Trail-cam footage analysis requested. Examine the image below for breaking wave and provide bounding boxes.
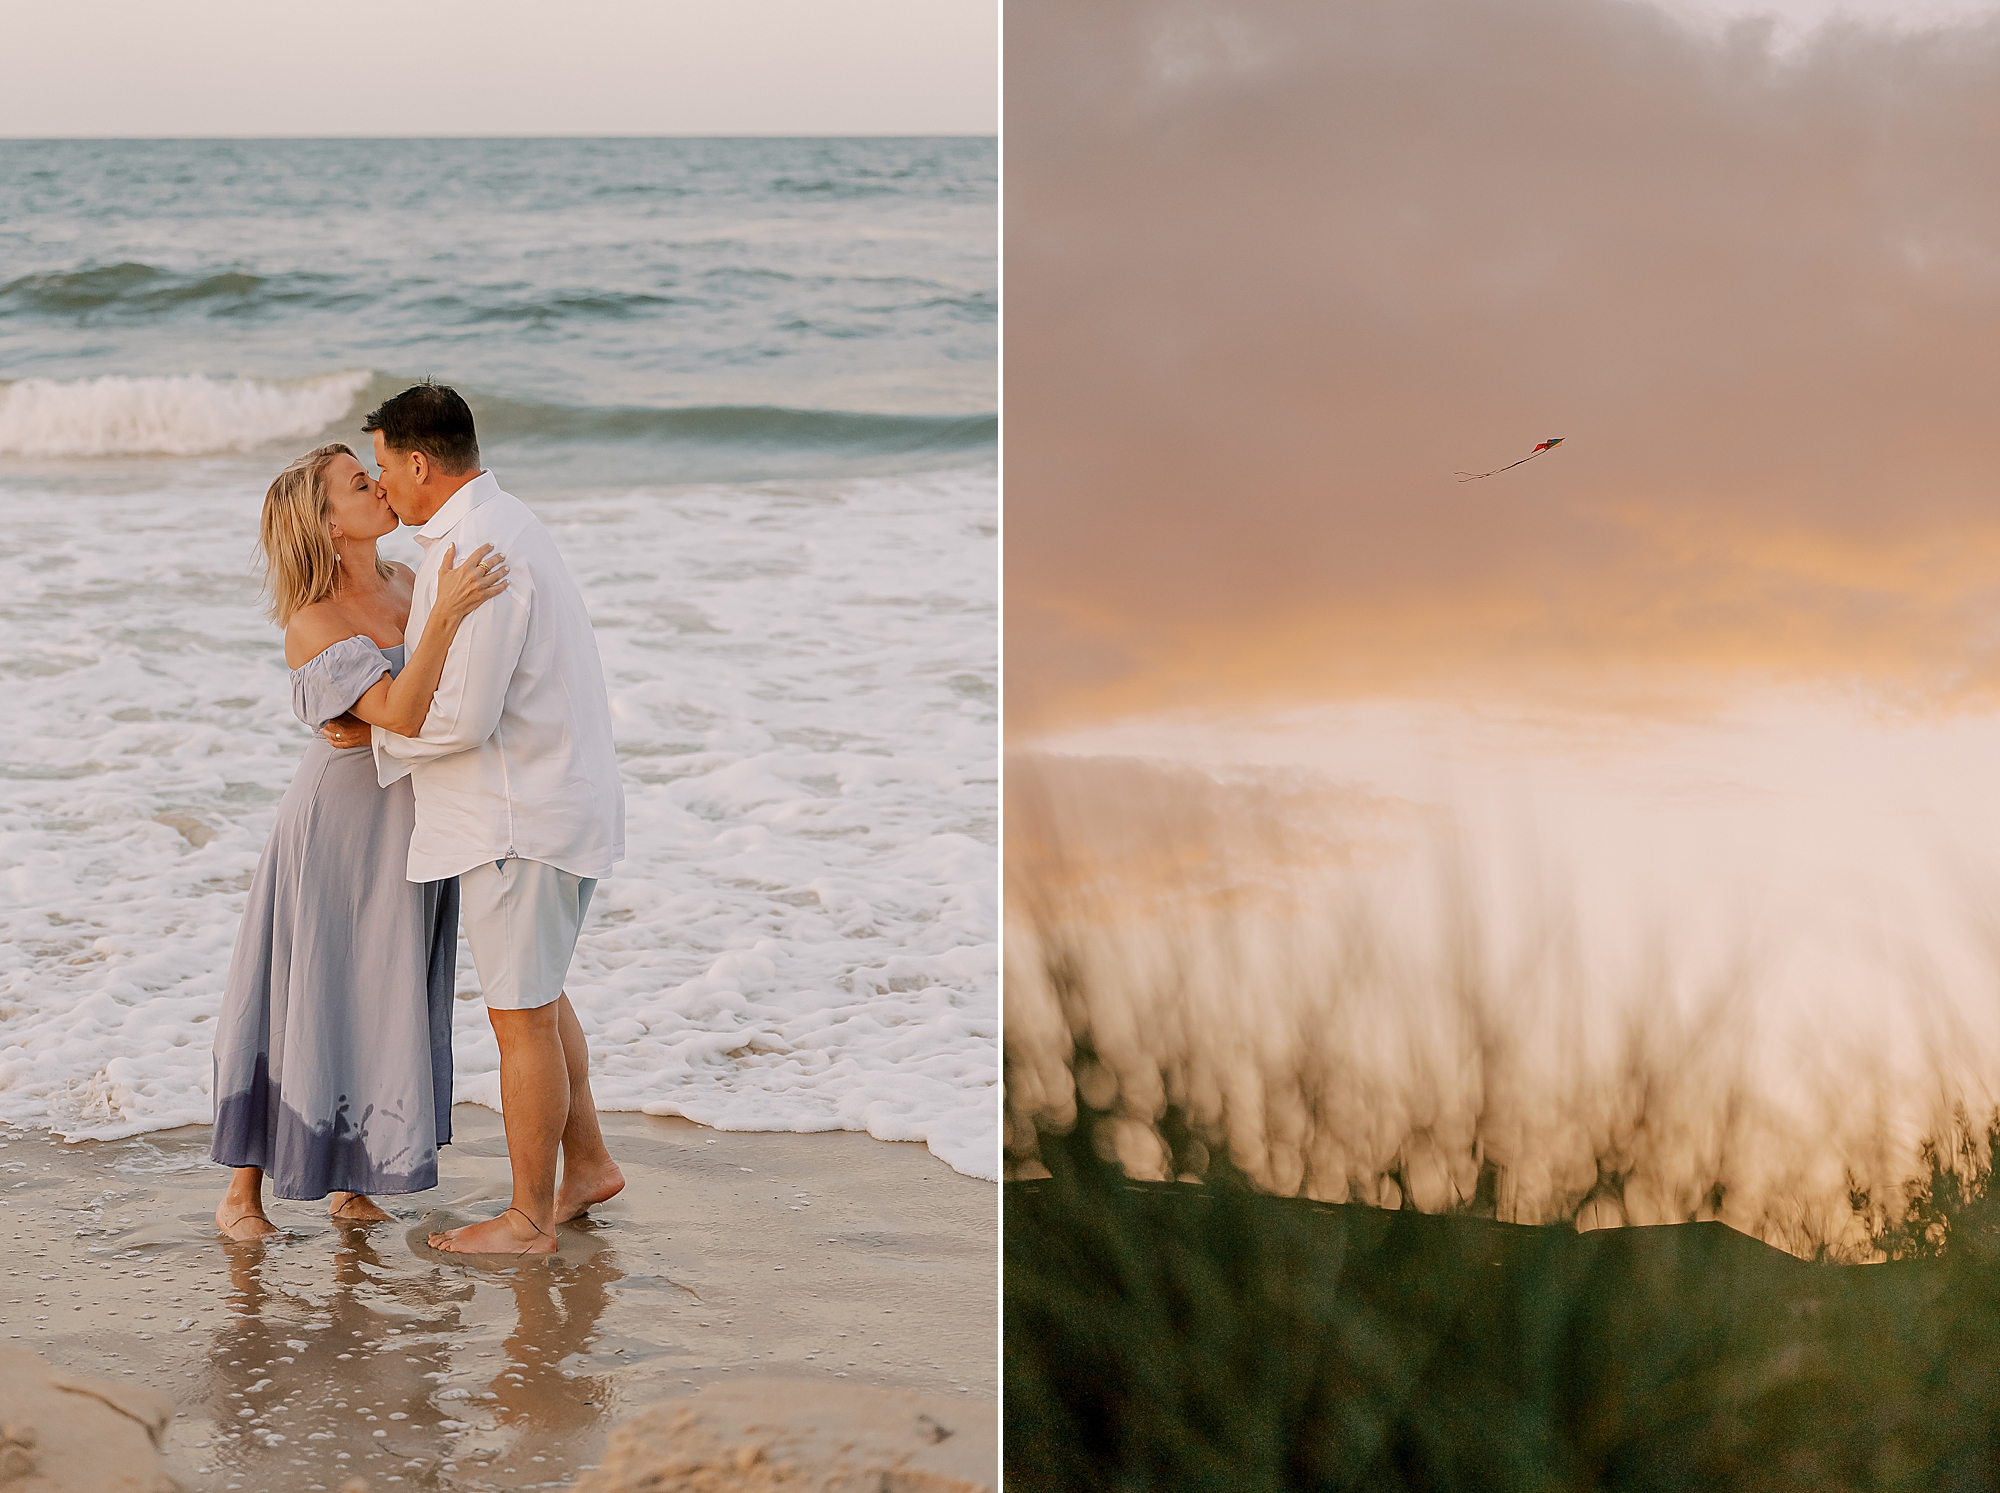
[0,369,996,464]
[0,371,373,458]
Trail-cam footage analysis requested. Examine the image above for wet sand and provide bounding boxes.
[0,1107,996,1490]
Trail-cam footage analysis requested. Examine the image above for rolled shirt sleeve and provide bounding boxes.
[376,588,531,768]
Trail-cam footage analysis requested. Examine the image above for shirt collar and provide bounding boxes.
[412,470,498,549]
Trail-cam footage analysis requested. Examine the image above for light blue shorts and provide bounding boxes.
[460,857,597,1011]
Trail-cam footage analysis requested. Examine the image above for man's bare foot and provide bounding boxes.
[329,1192,393,1222]
[215,1200,280,1241]
[555,1159,625,1223]
[427,1206,557,1256]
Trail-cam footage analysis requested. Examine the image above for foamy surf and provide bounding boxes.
[0,370,371,457]
[0,463,999,1181]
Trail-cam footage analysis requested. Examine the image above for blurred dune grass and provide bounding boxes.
[1005,750,2000,1491]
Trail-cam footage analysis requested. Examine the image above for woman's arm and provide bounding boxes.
[345,543,510,737]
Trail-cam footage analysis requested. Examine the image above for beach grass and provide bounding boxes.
[1006,981,2000,1492]
[1002,753,2000,1490]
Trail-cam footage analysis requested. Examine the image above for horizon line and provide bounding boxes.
[0,131,996,143]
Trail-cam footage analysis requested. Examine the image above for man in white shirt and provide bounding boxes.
[360,381,626,1256]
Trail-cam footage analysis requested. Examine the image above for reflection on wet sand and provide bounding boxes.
[438,1231,625,1478]
[192,1225,629,1486]
[201,1226,464,1482]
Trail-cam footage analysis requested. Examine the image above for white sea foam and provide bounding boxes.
[0,372,371,458]
[0,461,998,1179]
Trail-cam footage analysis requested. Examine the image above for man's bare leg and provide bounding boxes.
[428,1004,565,1255]
[551,993,624,1221]
[216,1167,279,1240]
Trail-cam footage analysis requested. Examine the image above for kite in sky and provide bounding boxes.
[1457,437,1564,483]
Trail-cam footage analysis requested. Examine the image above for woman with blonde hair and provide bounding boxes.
[210,441,509,1238]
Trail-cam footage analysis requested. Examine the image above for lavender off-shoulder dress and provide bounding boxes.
[210,637,459,1199]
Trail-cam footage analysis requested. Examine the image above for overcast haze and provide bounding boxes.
[0,0,995,137]
[1008,0,2000,732]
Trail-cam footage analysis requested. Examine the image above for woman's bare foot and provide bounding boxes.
[555,1159,626,1223]
[217,1167,278,1240]
[215,1200,280,1240]
[329,1192,393,1223]
[427,1206,558,1256]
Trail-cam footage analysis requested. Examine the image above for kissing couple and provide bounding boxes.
[210,381,627,1256]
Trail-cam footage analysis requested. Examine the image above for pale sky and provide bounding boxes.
[0,0,996,137]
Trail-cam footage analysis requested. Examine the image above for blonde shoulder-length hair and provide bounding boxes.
[258,442,392,625]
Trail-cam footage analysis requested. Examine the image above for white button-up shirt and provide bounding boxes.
[374,471,625,883]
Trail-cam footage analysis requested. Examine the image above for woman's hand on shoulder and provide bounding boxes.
[431,542,510,626]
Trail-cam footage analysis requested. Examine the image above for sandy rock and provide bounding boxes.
[568,1380,995,1493]
[0,1347,180,1492]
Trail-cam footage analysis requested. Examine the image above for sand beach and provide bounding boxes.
[0,1107,995,1490]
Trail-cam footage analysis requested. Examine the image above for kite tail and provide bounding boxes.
[1456,448,1549,482]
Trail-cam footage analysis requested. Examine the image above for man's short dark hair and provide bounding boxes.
[362,381,480,474]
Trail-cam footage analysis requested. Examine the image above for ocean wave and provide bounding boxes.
[0,368,996,463]
[475,396,996,458]
[3,262,685,327]
[769,176,903,198]
[438,290,693,325]
[0,259,985,332]
[0,262,344,316]
[0,372,373,458]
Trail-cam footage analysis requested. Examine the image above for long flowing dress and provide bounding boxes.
[210,636,459,1199]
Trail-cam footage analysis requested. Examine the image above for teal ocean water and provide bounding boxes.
[0,136,994,475]
[0,138,999,1176]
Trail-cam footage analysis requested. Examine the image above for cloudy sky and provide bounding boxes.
[1007,0,2000,734]
[0,0,994,137]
